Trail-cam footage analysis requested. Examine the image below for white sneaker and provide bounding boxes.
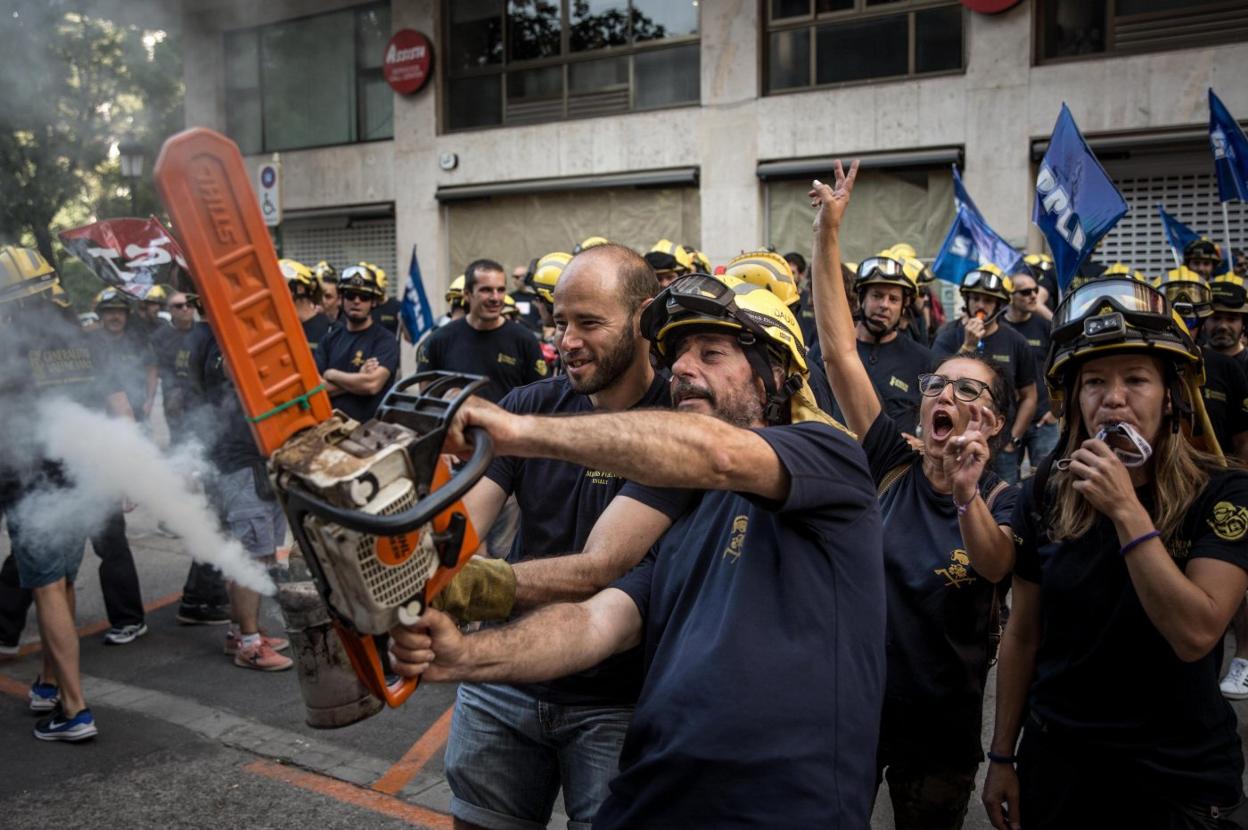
[1220,657,1248,700]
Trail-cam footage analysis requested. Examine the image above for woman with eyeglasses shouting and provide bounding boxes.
[982,276,1248,830]
[810,164,1017,830]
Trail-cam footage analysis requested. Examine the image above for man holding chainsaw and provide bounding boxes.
[429,243,685,830]
[393,268,887,829]
[933,266,1037,476]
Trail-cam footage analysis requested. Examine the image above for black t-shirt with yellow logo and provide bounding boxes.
[483,372,682,706]
[1013,469,1248,805]
[862,410,1017,765]
[14,306,120,410]
[1003,311,1054,420]
[371,297,402,335]
[315,320,400,423]
[0,304,121,483]
[416,317,547,403]
[93,325,156,419]
[933,318,1037,422]
[151,322,204,423]
[812,335,934,435]
[604,421,884,829]
[1199,345,1248,456]
[301,313,334,354]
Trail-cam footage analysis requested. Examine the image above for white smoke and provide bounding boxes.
[17,397,275,595]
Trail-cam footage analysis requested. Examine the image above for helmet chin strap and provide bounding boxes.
[857,291,902,342]
[736,331,800,424]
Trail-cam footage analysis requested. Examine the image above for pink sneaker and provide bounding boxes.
[224,630,290,655]
[233,639,293,671]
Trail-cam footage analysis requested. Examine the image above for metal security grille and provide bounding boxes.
[1099,156,1247,277]
[281,216,398,296]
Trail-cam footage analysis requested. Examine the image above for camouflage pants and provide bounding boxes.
[876,754,978,830]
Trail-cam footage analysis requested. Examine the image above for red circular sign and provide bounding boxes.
[960,0,1022,12]
[383,29,432,95]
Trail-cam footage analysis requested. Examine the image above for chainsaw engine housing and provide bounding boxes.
[271,415,438,634]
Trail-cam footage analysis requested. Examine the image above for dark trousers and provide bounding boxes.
[0,508,144,641]
[875,743,978,830]
[0,554,29,646]
[1018,723,1248,829]
[181,561,228,607]
[90,510,145,627]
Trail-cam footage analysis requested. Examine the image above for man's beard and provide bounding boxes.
[1208,325,1240,349]
[566,328,637,395]
[672,376,763,428]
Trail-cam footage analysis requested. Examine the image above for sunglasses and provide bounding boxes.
[1013,288,1038,297]
[918,373,994,403]
[169,302,189,310]
[342,291,372,303]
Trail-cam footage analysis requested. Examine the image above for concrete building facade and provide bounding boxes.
[179,0,1248,308]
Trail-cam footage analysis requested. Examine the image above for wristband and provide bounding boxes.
[986,750,1017,765]
[952,494,973,516]
[1119,529,1161,557]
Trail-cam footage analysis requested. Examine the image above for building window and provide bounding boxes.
[225,4,393,154]
[765,0,963,94]
[1036,0,1248,64]
[443,0,701,132]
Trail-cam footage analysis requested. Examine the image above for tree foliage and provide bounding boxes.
[0,0,183,308]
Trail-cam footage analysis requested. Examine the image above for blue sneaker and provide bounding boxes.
[34,707,98,742]
[29,677,59,713]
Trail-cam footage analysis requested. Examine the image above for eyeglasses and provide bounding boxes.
[1013,288,1038,297]
[168,302,189,310]
[342,291,371,303]
[918,373,994,403]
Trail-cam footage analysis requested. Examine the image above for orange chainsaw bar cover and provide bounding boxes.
[153,128,331,455]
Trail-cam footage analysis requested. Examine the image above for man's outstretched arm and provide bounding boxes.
[511,495,673,611]
[390,588,642,684]
[447,401,788,501]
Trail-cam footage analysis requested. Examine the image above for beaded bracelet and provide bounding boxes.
[952,494,973,516]
[1120,529,1161,557]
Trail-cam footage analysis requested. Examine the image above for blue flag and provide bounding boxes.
[400,245,434,342]
[1156,204,1200,266]
[931,166,1024,284]
[1209,88,1248,203]
[1033,104,1128,292]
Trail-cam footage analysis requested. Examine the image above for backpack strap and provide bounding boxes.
[876,462,913,498]
[983,479,1010,514]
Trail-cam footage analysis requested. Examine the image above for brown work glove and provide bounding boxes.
[430,557,517,622]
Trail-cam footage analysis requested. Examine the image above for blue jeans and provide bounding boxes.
[993,420,1060,485]
[444,682,633,830]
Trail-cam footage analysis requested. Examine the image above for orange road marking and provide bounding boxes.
[370,704,454,795]
[246,759,453,829]
[0,673,28,698]
[16,590,184,657]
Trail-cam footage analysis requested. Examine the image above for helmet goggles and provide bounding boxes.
[1051,278,1169,341]
[644,273,753,340]
[642,272,808,370]
[1158,280,1213,319]
[858,256,908,280]
[642,273,809,423]
[962,268,1010,296]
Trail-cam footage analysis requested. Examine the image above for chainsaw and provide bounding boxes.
[153,128,489,707]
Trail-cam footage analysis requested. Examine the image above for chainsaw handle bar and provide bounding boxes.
[283,426,492,537]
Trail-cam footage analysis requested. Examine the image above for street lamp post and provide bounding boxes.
[118,138,145,216]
